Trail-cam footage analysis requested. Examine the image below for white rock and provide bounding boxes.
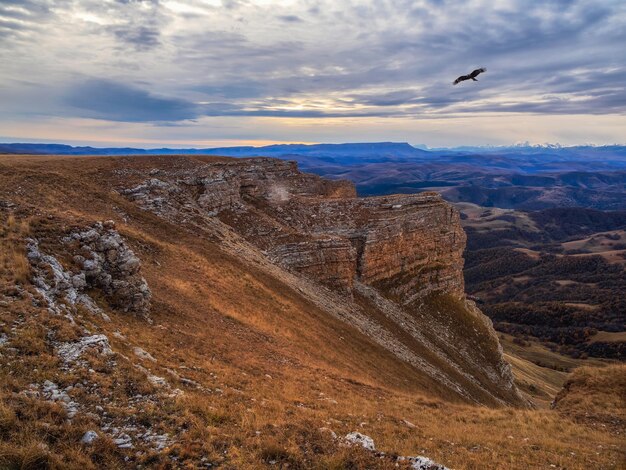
[398,456,450,470]
[41,381,79,419]
[114,433,134,448]
[57,334,113,363]
[72,273,87,289]
[81,430,99,445]
[344,432,375,451]
[147,374,168,388]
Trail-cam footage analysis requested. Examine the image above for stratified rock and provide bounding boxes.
[269,192,466,299]
[120,159,463,297]
[268,238,357,291]
[118,157,526,406]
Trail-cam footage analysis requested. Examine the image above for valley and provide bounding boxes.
[460,205,626,360]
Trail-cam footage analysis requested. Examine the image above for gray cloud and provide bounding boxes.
[110,25,161,50]
[61,79,387,122]
[1,0,625,130]
[64,79,200,122]
[277,15,303,22]
[0,0,52,39]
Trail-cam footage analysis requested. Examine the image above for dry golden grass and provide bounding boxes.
[0,154,624,469]
[0,212,31,284]
[553,365,626,425]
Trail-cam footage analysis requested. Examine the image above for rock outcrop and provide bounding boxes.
[64,221,151,314]
[118,157,525,406]
[27,221,151,317]
[260,192,466,299]
[121,158,464,298]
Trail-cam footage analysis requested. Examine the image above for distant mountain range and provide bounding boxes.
[3,141,626,209]
[0,141,426,158]
[2,141,626,162]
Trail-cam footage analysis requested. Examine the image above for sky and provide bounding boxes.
[1,0,625,148]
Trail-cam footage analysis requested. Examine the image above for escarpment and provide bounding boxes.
[122,158,465,298]
[117,156,525,407]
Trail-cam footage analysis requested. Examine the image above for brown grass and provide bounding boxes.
[0,212,31,284]
[0,154,624,469]
[553,365,626,425]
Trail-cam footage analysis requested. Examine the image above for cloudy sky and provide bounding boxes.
[1,0,625,148]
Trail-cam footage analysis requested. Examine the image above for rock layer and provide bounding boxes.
[121,158,464,298]
[117,156,525,406]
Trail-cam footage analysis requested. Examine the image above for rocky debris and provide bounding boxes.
[102,422,173,452]
[179,377,201,388]
[140,430,170,451]
[112,331,128,342]
[135,364,169,388]
[0,199,17,210]
[64,221,151,315]
[113,433,134,449]
[344,432,375,451]
[344,432,449,470]
[0,333,8,346]
[56,334,113,364]
[398,456,450,470]
[81,430,99,445]
[41,380,80,419]
[5,278,178,457]
[27,238,100,316]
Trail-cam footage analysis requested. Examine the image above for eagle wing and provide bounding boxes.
[469,67,486,78]
[453,74,469,85]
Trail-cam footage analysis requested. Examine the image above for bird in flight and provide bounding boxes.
[453,67,486,85]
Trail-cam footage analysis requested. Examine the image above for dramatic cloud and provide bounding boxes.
[0,0,625,145]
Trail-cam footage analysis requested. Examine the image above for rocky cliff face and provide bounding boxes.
[122,158,464,299]
[118,156,524,406]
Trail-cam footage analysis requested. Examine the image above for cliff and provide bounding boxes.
[118,156,524,407]
[123,158,465,299]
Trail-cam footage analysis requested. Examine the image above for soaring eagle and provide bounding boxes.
[453,67,486,85]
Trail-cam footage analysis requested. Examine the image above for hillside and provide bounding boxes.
[460,205,626,360]
[1,154,624,469]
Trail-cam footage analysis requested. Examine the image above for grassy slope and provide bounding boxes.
[0,155,625,469]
